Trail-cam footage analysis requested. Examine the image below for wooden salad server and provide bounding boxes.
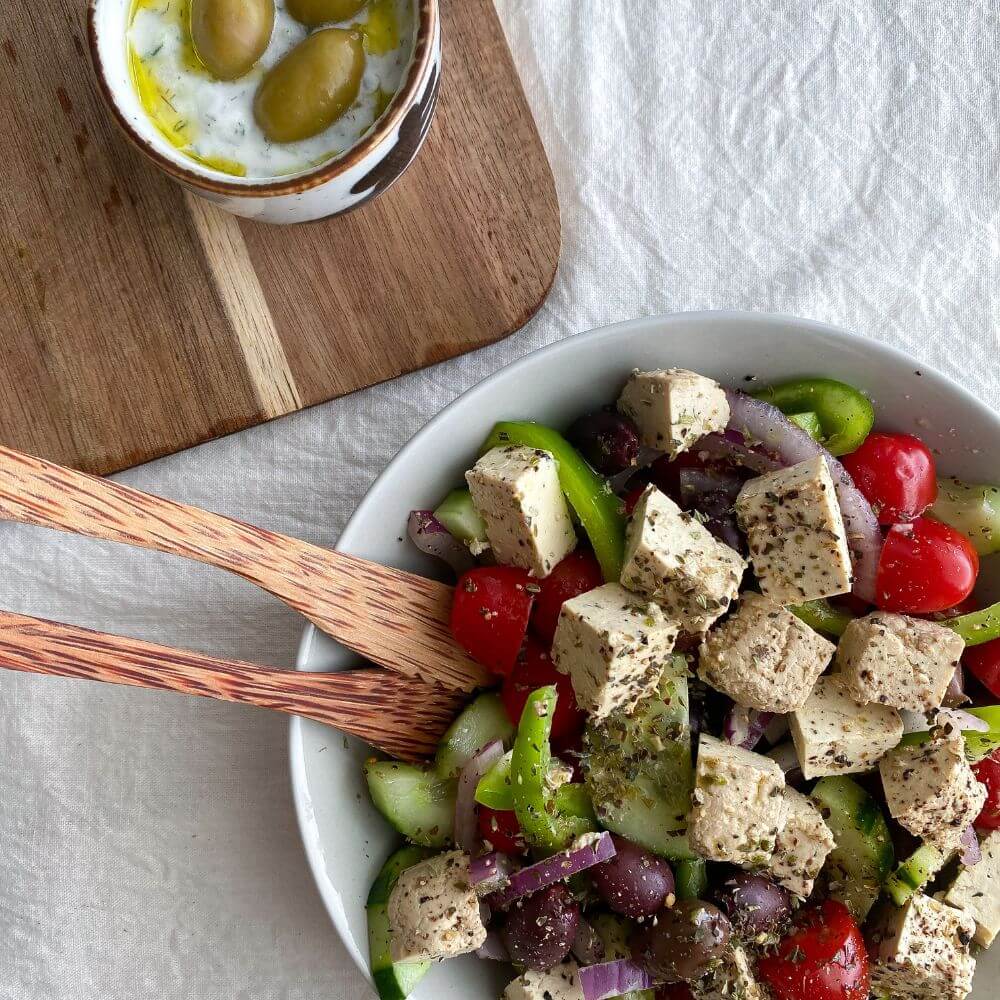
[0,609,466,761]
[0,446,488,693]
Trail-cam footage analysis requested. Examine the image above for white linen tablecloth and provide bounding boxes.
[1,2,997,997]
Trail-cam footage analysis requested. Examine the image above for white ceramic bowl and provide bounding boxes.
[290,311,1000,999]
[88,0,440,224]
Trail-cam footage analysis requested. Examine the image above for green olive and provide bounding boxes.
[286,0,369,28]
[253,28,365,143]
[190,0,275,81]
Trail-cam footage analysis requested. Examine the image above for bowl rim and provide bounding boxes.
[87,0,438,198]
[289,308,1000,985]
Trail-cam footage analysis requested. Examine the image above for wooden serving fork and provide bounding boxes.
[0,609,466,761]
[0,446,488,693]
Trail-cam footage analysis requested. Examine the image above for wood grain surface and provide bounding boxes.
[0,444,491,692]
[0,609,467,760]
[0,0,560,475]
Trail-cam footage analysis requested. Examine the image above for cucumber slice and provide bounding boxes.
[884,842,948,906]
[811,776,895,921]
[365,760,456,848]
[590,914,655,1000]
[674,858,708,901]
[433,489,488,546]
[788,411,823,440]
[584,656,696,861]
[434,693,514,779]
[367,845,435,1000]
[931,478,1000,556]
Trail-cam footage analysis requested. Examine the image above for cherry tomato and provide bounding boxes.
[875,517,979,614]
[530,550,604,645]
[451,566,534,676]
[477,806,527,855]
[972,751,1000,831]
[501,637,584,744]
[622,486,646,517]
[757,900,870,1000]
[964,638,1000,700]
[842,432,937,524]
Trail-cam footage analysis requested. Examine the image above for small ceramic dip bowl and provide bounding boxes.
[88,0,440,223]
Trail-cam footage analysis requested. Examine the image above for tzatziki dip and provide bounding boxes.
[127,0,414,178]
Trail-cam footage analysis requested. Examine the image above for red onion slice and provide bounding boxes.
[407,510,476,576]
[455,740,504,853]
[579,959,653,1000]
[488,832,616,910]
[570,918,606,966]
[678,467,745,502]
[469,851,515,894]
[607,446,665,493]
[943,666,971,708]
[959,826,982,867]
[723,704,775,751]
[475,928,510,961]
[724,390,882,602]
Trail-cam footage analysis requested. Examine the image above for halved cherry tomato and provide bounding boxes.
[964,638,1000,700]
[842,432,937,524]
[501,637,584,744]
[622,486,646,517]
[451,566,534,676]
[875,517,979,614]
[757,900,870,1000]
[477,806,527,855]
[530,550,604,645]
[972,750,1000,831]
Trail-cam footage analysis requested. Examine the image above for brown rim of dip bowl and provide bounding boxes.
[87,0,438,199]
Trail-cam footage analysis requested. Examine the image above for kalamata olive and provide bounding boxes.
[500,884,580,971]
[590,835,675,919]
[191,0,274,81]
[254,28,365,143]
[630,899,731,983]
[567,409,640,476]
[712,872,792,937]
[686,490,745,554]
[286,0,368,26]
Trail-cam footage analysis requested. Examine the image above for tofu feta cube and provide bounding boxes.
[698,592,835,712]
[768,787,836,898]
[688,734,789,866]
[552,583,679,720]
[387,851,487,963]
[735,456,853,604]
[617,368,730,455]
[945,829,1000,947]
[466,446,576,577]
[622,485,746,633]
[869,893,976,1000]
[504,960,584,1000]
[789,675,903,779]
[836,611,965,712]
[880,733,987,854]
[690,945,769,1000]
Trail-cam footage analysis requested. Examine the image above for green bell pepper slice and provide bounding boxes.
[480,422,626,581]
[792,599,854,638]
[753,378,874,456]
[674,859,708,900]
[948,601,1000,647]
[511,686,593,850]
[788,411,823,440]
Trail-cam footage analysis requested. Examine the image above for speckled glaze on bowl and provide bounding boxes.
[290,311,1000,999]
[88,0,440,224]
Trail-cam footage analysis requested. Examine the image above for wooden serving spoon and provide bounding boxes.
[0,609,466,762]
[0,446,488,693]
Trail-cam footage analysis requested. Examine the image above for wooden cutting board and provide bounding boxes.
[0,0,560,475]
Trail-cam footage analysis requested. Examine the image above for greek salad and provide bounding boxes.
[363,367,1000,1000]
